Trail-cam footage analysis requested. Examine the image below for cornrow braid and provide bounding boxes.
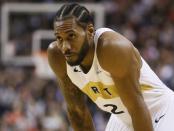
[54,3,94,28]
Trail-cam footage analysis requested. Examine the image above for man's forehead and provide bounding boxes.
[54,18,77,31]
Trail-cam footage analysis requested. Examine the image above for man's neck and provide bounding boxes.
[80,42,95,74]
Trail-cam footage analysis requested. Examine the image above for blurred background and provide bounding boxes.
[0,0,174,131]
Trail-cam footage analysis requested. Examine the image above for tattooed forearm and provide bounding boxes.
[67,105,95,131]
[58,77,95,131]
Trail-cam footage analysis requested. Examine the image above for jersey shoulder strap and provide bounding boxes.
[94,28,115,45]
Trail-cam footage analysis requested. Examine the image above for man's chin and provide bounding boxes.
[67,60,80,66]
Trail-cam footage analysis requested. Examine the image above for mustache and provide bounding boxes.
[64,50,77,55]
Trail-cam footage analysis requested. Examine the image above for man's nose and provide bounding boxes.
[62,41,71,54]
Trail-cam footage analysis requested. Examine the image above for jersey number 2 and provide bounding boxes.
[104,104,124,114]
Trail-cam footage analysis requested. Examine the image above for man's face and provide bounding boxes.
[54,18,90,66]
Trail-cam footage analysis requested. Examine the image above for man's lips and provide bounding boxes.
[64,53,76,57]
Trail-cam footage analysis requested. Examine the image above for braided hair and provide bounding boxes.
[54,3,93,28]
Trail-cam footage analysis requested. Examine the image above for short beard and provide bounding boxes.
[67,37,89,66]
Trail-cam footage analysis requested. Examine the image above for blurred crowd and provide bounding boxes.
[0,0,174,131]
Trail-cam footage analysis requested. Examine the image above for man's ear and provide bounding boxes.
[87,24,94,37]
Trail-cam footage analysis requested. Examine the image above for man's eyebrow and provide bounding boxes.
[55,29,76,35]
[64,29,76,33]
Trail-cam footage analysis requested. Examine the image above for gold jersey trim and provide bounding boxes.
[82,82,153,101]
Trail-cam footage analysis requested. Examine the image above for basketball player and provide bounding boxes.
[47,3,174,131]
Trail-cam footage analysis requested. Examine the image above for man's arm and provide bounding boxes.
[47,42,95,131]
[97,32,153,131]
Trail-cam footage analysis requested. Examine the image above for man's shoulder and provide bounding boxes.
[47,41,57,52]
[96,29,141,77]
[47,41,63,57]
[94,27,115,44]
[47,41,64,59]
[95,27,115,34]
[96,29,133,56]
[47,41,67,78]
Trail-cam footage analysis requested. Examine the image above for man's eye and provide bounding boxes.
[69,33,76,39]
[57,36,63,42]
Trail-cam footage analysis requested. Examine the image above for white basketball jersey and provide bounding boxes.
[66,28,173,129]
